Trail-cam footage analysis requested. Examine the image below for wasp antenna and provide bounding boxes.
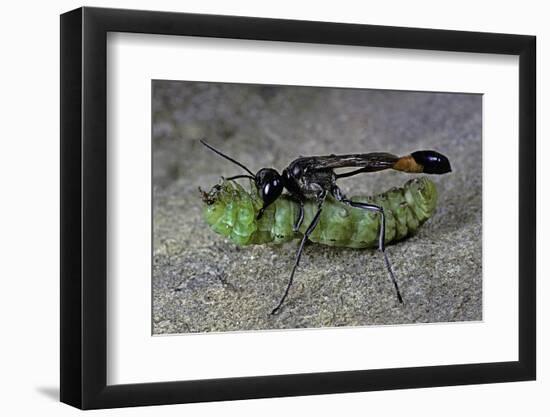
[226,174,255,181]
[200,139,255,177]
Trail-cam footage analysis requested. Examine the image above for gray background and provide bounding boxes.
[152,80,482,334]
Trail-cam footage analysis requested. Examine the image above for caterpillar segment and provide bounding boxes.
[201,177,438,249]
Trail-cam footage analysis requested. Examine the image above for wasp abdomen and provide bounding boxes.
[203,177,437,248]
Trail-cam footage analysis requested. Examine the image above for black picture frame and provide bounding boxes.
[60,6,536,410]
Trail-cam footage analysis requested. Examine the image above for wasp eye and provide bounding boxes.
[262,182,272,197]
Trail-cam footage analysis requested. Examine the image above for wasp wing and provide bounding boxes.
[307,153,398,170]
[294,153,399,178]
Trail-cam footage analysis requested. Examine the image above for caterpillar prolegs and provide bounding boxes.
[201,177,438,249]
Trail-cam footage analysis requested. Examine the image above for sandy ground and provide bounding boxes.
[152,81,482,334]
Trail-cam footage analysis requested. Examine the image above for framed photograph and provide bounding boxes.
[60,6,536,409]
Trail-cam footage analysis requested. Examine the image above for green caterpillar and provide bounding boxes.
[201,177,438,248]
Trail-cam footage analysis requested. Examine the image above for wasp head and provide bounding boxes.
[255,168,284,218]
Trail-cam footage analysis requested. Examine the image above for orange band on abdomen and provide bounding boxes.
[393,155,424,173]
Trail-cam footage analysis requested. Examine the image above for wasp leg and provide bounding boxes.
[271,193,326,315]
[293,200,305,232]
[332,186,403,304]
[285,194,305,232]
